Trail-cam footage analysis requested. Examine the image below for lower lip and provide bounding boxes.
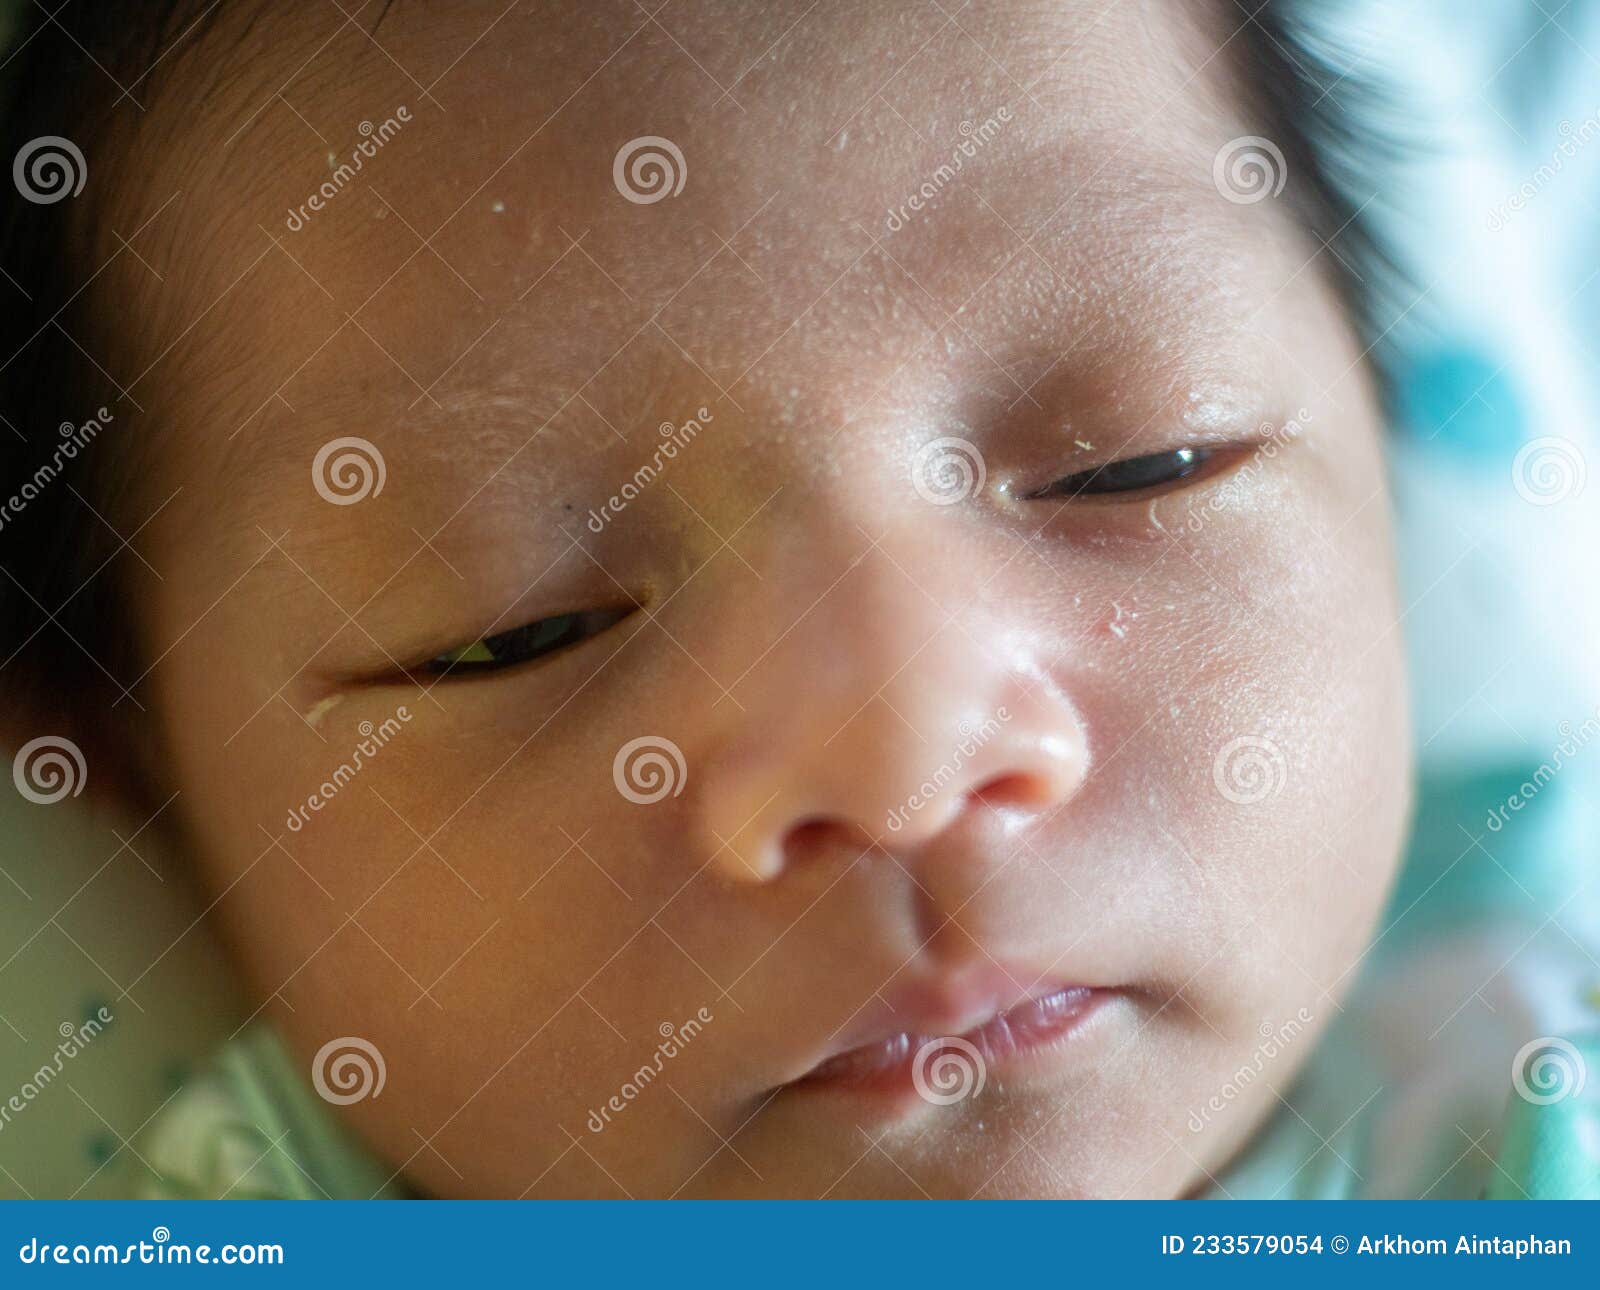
[795,986,1112,1096]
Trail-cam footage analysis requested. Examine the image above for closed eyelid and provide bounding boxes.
[1022,446,1228,501]
[422,603,635,678]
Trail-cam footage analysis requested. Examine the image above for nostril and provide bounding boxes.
[780,815,871,862]
[784,817,834,850]
[970,771,1058,813]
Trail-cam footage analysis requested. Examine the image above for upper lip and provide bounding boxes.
[798,962,1095,1077]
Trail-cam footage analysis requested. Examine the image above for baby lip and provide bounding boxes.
[799,987,1100,1086]
[797,976,1102,1087]
[820,963,1080,1058]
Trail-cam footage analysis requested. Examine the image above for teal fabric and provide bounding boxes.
[131,1026,405,1201]
[1488,1033,1600,1200]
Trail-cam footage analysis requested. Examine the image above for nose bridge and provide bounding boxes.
[782,545,971,780]
[708,533,942,780]
[694,528,1087,883]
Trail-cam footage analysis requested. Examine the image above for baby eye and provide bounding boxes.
[1026,447,1213,500]
[424,605,633,675]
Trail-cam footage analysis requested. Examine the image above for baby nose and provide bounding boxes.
[698,619,1088,883]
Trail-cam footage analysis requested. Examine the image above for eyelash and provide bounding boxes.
[419,447,1219,679]
[424,606,633,676]
[1023,447,1215,501]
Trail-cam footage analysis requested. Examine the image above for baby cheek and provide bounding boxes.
[1094,498,1402,932]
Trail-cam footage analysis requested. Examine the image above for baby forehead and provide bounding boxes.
[150,0,1246,270]
[128,1,1287,482]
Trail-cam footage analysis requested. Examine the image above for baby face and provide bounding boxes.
[107,0,1409,1196]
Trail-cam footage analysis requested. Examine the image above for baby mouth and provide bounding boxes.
[795,985,1105,1091]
